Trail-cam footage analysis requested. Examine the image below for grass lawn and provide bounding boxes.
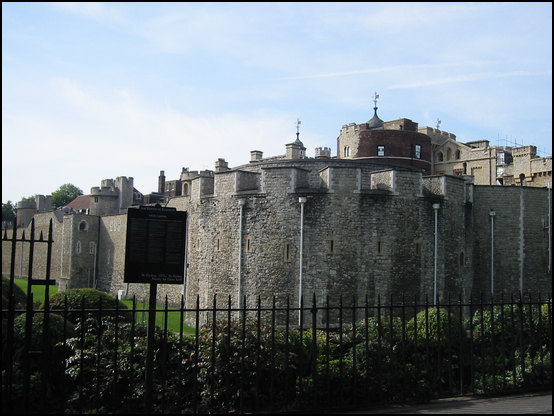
[12,277,194,335]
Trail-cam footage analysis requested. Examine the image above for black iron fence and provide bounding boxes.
[2,288,552,414]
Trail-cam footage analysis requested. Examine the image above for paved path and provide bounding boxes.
[342,391,552,414]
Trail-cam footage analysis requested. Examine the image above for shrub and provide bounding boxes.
[45,288,131,324]
[407,307,463,345]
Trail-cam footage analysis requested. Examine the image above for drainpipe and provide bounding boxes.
[432,203,440,305]
[489,209,496,295]
[237,199,245,311]
[298,197,307,325]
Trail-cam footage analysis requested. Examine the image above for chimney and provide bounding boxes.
[250,150,263,162]
[158,170,166,193]
[215,158,230,172]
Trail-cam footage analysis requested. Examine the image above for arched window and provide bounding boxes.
[446,148,452,161]
[183,183,190,196]
[79,220,88,231]
[343,146,350,157]
[519,173,525,186]
[438,152,444,162]
[455,150,461,160]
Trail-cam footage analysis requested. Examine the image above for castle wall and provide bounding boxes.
[472,186,551,297]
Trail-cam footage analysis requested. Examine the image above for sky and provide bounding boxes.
[2,2,552,204]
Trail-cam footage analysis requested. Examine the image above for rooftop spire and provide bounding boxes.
[367,92,383,129]
[296,118,301,141]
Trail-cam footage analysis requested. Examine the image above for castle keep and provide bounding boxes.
[3,107,552,321]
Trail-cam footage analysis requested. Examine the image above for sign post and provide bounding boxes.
[123,205,187,412]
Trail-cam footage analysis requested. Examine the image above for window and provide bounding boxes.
[327,237,336,254]
[89,241,95,254]
[284,242,292,262]
[414,144,422,159]
[377,145,385,156]
[456,150,461,160]
[183,183,190,196]
[344,146,350,157]
[76,241,81,254]
[79,220,88,231]
[377,240,384,255]
[459,251,465,266]
[447,148,452,161]
[414,240,421,256]
[246,236,253,253]
[215,237,221,251]
[437,152,444,162]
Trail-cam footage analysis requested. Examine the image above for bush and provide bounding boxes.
[45,288,131,324]
[7,312,76,413]
[407,307,463,345]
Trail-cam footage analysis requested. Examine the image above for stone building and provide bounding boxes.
[3,108,552,324]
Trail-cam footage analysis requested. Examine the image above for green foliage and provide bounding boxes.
[50,183,83,208]
[64,316,196,414]
[2,200,16,227]
[6,313,76,413]
[407,307,463,345]
[46,288,131,324]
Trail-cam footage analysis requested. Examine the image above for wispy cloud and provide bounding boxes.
[389,70,552,89]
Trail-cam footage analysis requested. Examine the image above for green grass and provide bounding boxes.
[13,277,58,302]
[12,277,194,335]
[120,299,195,335]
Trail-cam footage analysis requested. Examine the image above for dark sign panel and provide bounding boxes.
[124,206,187,284]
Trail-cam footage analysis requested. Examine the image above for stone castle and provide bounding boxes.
[3,105,552,322]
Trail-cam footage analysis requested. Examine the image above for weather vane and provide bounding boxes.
[296,118,301,139]
[373,92,379,108]
[436,118,441,130]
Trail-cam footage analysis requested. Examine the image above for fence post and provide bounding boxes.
[145,282,157,413]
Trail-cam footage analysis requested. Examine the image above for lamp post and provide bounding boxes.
[489,209,496,295]
[432,203,440,305]
[298,196,307,326]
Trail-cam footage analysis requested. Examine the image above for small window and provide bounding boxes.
[284,242,292,262]
[377,240,384,255]
[215,237,221,252]
[79,220,88,231]
[459,251,465,266]
[89,241,95,254]
[456,150,461,160]
[414,240,421,256]
[414,144,422,159]
[377,145,385,156]
[438,152,444,162]
[327,237,336,254]
[344,146,350,157]
[246,236,253,253]
[76,241,81,254]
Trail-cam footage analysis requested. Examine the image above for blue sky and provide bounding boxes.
[2,2,552,204]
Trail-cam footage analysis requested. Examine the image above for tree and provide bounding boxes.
[51,183,83,208]
[2,201,16,228]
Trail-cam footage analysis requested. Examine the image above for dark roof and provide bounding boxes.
[367,107,383,129]
[65,195,91,211]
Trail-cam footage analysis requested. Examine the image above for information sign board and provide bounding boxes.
[124,206,187,284]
